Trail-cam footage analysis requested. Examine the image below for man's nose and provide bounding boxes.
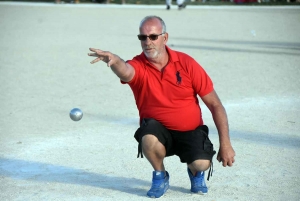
[144,37,152,44]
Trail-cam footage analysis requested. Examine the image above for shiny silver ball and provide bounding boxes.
[69,108,83,121]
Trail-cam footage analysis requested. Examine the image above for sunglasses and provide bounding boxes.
[137,33,165,41]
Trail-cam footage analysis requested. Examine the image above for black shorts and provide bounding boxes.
[134,118,216,164]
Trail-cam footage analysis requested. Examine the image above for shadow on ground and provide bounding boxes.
[0,158,188,195]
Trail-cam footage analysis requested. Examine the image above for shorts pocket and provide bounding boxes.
[203,135,214,153]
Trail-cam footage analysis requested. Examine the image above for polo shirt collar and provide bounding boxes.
[166,45,179,63]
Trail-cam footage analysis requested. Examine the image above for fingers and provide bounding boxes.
[90,57,101,64]
[218,147,236,167]
[225,160,233,167]
[88,48,109,64]
[217,152,235,167]
[107,57,111,67]
[217,154,221,162]
[89,48,105,54]
[88,48,114,67]
[89,47,98,52]
[88,48,103,57]
[88,53,98,57]
[220,157,235,167]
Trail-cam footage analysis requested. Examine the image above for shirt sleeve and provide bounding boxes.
[120,57,140,85]
[189,58,214,97]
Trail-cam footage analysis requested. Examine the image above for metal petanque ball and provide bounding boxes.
[69,108,83,121]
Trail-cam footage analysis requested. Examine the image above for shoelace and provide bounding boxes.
[192,172,204,187]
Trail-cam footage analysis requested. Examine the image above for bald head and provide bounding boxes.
[139,16,166,33]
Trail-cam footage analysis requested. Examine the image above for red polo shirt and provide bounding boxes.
[123,46,213,131]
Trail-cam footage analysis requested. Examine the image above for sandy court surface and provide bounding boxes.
[0,2,300,201]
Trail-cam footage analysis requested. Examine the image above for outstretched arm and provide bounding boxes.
[88,48,135,82]
[201,90,236,167]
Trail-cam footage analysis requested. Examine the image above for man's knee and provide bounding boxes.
[188,159,211,171]
[142,134,160,149]
[142,134,166,156]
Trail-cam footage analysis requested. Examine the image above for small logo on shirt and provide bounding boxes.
[176,71,181,85]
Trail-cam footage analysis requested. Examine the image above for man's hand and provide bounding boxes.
[217,145,236,167]
[88,48,113,67]
[87,47,134,82]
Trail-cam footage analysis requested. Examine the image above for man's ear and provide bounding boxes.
[164,32,169,43]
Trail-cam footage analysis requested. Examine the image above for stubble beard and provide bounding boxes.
[145,51,158,59]
[143,47,159,59]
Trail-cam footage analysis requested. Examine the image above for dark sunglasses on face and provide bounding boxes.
[137,33,165,41]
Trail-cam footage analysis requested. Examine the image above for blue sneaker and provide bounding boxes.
[187,168,208,194]
[147,171,169,198]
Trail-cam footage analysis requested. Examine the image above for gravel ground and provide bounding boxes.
[0,2,300,201]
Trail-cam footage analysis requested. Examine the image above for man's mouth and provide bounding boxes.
[144,46,153,50]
